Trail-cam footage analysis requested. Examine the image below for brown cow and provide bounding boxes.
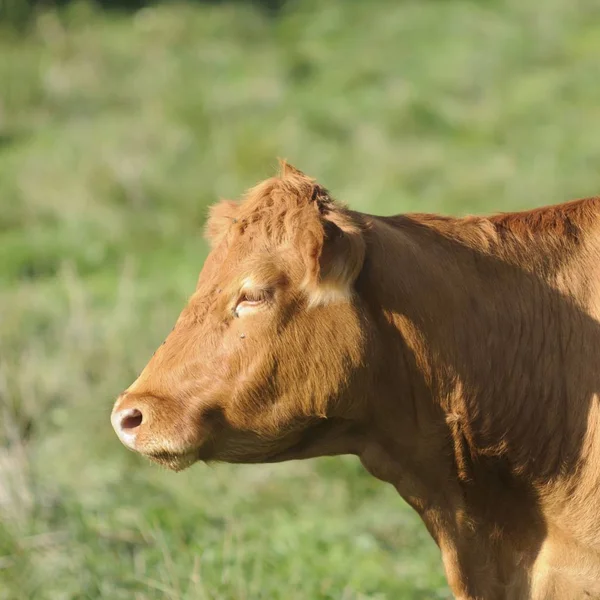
[111,162,600,599]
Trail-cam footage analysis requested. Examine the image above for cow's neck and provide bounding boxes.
[358,420,544,599]
[355,214,568,599]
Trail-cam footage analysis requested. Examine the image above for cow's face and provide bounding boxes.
[111,164,369,470]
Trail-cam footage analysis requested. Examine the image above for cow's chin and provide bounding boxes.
[144,449,199,472]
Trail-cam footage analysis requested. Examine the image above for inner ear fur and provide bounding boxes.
[205,200,239,247]
[303,204,366,305]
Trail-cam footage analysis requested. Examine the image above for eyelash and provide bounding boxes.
[238,289,267,304]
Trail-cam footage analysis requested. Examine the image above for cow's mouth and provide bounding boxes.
[145,448,199,472]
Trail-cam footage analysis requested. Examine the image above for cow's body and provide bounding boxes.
[112,164,600,599]
[354,204,600,599]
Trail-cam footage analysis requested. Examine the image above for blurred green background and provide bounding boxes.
[1,0,600,598]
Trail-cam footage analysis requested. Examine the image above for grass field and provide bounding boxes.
[2,0,600,597]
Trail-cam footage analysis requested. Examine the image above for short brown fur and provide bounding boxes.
[112,164,600,599]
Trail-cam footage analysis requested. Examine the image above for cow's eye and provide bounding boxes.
[234,289,269,316]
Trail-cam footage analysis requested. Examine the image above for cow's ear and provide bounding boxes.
[204,200,239,247]
[302,200,365,306]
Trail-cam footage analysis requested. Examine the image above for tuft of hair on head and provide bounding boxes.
[278,158,311,180]
[204,200,239,247]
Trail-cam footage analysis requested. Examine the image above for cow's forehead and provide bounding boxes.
[197,231,285,294]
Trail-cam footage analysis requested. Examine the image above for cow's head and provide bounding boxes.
[111,163,373,471]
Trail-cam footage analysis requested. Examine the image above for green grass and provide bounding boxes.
[1,0,600,597]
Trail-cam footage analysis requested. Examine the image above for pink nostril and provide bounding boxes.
[120,408,143,431]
